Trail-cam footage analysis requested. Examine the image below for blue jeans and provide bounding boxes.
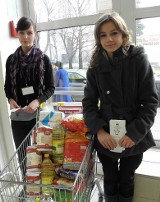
[97,152,143,198]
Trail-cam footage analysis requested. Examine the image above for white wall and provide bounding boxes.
[0,0,27,170]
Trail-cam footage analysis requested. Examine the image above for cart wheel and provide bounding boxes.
[98,195,104,202]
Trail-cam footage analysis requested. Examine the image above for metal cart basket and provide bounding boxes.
[0,124,103,202]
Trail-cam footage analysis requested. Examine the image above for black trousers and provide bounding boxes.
[11,119,36,149]
[11,119,36,177]
[97,152,143,198]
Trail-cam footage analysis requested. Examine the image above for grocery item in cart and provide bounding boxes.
[36,126,53,151]
[52,124,65,139]
[41,153,55,195]
[53,177,74,187]
[52,125,65,155]
[39,109,65,127]
[52,153,64,165]
[52,139,64,155]
[57,102,83,114]
[26,146,42,172]
[26,172,41,196]
[55,166,78,181]
[61,113,89,133]
[0,133,104,202]
[53,179,87,202]
[52,190,73,202]
[63,131,89,170]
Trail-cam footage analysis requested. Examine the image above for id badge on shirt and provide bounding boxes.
[22,86,34,95]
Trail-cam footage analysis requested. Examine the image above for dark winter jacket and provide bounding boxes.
[82,45,158,158]
[4,54,55,107]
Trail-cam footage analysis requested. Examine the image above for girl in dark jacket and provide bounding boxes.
[82,12,158,202]
[4,17,55,175]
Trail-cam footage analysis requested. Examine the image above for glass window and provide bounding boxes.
[34,0,112,22]
[136,18,160,73]
[37,25,94,69]
[136,0,160,8]
[136,17,160,143]
[34,0,112,103]
[38,26,92,102]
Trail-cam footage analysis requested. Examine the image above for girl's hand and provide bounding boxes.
[119,135,135,148]
[97,128,117,150]
[9,99,20,109]
[24,99,40,113]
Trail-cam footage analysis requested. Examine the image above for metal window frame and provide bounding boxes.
[27,0,160,147]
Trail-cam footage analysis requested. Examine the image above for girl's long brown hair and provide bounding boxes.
[90,12,132,67]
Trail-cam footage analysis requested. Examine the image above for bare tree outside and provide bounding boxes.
[35,0,96,69]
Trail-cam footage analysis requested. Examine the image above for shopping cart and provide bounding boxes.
[0,124,104,202]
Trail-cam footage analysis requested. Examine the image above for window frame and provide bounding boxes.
[28,0,160,147]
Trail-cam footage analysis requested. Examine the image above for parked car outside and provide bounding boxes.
[67,69,87,102]
[52,70,160,105]
[66,70,160,105]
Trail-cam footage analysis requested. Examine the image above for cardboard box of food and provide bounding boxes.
[57,102,83,114]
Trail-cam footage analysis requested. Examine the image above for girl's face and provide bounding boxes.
[99,21,123,57]
[17,25,36,53]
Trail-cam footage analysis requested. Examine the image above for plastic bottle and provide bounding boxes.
[41,153,55,198]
